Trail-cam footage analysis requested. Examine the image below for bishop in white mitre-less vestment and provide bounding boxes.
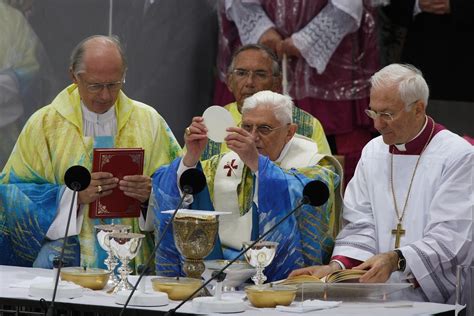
[332,117,473,303]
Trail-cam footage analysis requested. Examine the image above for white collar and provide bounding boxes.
[275,137,294,163]
[81,102,116,124]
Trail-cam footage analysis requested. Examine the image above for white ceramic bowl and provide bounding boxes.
[203,260,256,291]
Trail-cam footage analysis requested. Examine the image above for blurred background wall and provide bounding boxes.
[1,0,217,156]
[1,0,472,170]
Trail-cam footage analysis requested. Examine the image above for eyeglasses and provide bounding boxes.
[78,75,125,93]
[365,101,418,122]
[231,69,274,82]
[365,109,395,121]
[239,122,290,136]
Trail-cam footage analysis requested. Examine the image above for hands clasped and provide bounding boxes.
[259,28,302,60]
[419,0,450,15]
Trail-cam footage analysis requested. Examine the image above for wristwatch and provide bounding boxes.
[393,249,406,272]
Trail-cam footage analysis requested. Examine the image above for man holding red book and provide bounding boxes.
[0,35,182,270]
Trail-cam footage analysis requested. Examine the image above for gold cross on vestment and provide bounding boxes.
[391,223,406,248]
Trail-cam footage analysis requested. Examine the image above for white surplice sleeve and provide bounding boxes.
[399,145,473,303]
[332,149,377,261]
[292,0,363,74]
[225,0,275,45]
[139,188,155,232]
[45,187,83,240]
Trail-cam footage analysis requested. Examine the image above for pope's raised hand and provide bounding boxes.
[183,116,208,167]
[225,126,259,172]
[78,172,118,204]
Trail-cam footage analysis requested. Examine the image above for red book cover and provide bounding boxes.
[89,148,144,218]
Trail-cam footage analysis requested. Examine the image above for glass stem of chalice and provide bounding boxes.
[95,224,131,288]
[243,241,278,286]
[108,232,145,294]
[173,214,219,281]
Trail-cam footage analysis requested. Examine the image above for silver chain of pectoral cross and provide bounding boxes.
[390,117,434,249]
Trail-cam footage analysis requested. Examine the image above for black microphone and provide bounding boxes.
[166,180,329,315]
[179,167,206,195]
[302,179,330,207]
[46,165,90,316]
[64,165,92,191]
[118,168,207,316]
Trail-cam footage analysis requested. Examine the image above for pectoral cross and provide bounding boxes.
[391,222,406,248]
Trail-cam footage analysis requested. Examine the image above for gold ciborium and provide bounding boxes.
[173,214,218,280]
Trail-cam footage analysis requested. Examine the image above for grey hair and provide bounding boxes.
[69,35,127,75]
[242,90,293,124]
[228,44,280,76]
[370,63,429,110]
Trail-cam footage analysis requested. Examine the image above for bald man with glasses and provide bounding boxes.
[152,90,341,281]
[0,35,181,269]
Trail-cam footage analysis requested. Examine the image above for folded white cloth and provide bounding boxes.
[10,276,54,288]
[222,292,247,301]
[10,276,79,289]
[276,299,342,313]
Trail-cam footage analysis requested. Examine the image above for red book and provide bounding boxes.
[89,148,144,218]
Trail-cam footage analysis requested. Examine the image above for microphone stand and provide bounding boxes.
[118,188,192,316]
[165,196,310,316]
[45,188,79,316]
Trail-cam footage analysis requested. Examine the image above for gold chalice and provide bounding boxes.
[173,214,218,280]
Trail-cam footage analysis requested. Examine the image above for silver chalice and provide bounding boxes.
[108,232,145,294]
[243,241,278,286]
[95,224,131,288]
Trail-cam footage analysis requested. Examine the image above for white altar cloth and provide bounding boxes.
[0,265,455,315]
